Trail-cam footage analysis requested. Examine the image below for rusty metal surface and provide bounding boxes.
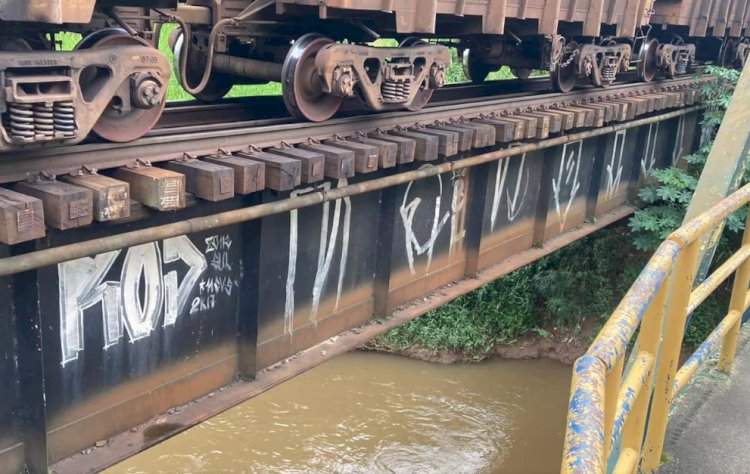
[0,68,704,473]
[6,109,692,474]
[0,36,170,151]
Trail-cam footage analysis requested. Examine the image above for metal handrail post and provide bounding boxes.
[619,279,669,467]
[641,241,699,472]
[718,206,750,371]
[604,357,624,457]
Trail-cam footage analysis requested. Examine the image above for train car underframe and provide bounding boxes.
[0,0,747,150]
[459,30,698,93]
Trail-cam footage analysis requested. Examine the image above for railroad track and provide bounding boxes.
[0,74,711,245]
[152,76,547,131]
[152,71,655,132]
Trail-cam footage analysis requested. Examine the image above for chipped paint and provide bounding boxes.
[687,244,750,315]
[674,310,741,394]
[588,241,679,370]
[563,355,607,474]
[610,352,654,450]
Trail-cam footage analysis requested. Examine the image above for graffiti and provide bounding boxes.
[672,115,686,165]
[449,170,467,257]
[192,236,236,315]
[552,141,583,232]
[641,122,660,176]
[57,234,239,366]
[284,179,351,334]
[399,169,453,276]
[490,153,529,231]
[605,130,627,200]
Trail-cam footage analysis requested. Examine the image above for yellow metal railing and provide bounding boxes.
[561,182,750,474]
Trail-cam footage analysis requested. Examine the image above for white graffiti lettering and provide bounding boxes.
[605,130,627,200]
[57,234,233,366]
[449,170,467,257]
[491,153,529,231]
[552,141,582,232]
[284,179,351,334]
[163,236,207,326]
[400,171,452,276]
[641,122,660,176]
[672,115,686,165]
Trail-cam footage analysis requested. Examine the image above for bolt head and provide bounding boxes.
[334,73,353,96]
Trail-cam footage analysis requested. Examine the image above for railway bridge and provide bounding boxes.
[0,71,724,473]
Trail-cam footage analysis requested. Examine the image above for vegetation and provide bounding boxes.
[627,66,742,346]
[367,225,647,357]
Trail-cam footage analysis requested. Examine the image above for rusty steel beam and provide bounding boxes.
[0,105,703,278]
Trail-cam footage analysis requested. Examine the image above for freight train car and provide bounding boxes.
[0,0,746,150]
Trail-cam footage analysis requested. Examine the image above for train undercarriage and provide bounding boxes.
[0,1,746,151]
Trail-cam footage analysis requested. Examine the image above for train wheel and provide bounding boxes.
[77,31,167,143]
[636,38,659,83]
[171,29,233,102]
[462,48,493,83]
[400,38,435,111]
[551,41,578,93]
[282,33,343,122]
[511,68,532,80]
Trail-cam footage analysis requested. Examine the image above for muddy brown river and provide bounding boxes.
[108,351,571,474]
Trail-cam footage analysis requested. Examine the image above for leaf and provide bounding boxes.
[638,186,658,203]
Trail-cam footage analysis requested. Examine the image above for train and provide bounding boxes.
[0,0,747,151]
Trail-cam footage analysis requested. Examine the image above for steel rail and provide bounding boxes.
[0,105,703,277]
[152,75,551,130]
[152,69,671,131]
[0,75,710,184]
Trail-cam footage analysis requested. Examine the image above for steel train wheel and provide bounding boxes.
[77,31,167,142]
[511,68,532,80]
[551,41,578,93]
[636,38,659,83]
[462,48,493,83]
[400,37,435,111]
[171,29,233,102]
[282,34,343,122]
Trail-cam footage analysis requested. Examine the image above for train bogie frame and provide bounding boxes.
[0,0,747,151]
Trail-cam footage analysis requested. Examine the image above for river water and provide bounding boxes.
[108,351,571,474]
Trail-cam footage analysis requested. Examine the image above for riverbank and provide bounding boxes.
[363,224,640,364]
[363,223,732,366]
[362,316,598,365]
